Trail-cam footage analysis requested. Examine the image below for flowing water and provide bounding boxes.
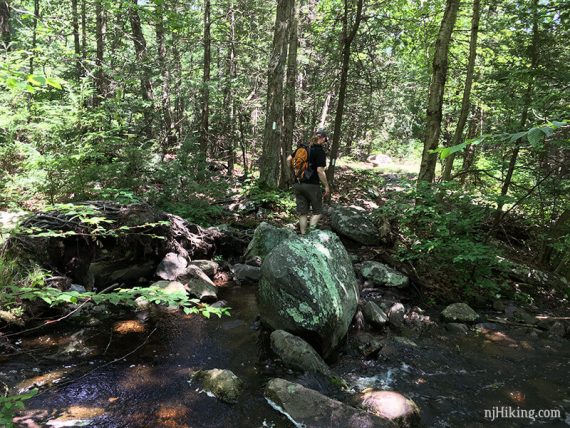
[3,284,569,427]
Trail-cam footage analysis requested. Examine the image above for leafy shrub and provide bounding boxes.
[375,179,506,302]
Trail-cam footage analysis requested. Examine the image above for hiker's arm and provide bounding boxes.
[317,167,330,197]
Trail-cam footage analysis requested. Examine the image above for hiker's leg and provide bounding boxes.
[299,215,308,234]
[309,214,321,228]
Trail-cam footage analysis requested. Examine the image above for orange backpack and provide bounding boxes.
[291,144,312,182]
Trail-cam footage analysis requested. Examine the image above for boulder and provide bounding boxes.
[362,301,388,328]
[244,222,295,261]
[441,303,479,323]
[156,252,188,281]
[188,260,219,278]
[353,332,385,357]
[361,261,409,288]
[356,389,420,428]
[193,369,243,404]
[367,154,393,166]
[231,263,262,284]
[387,303,406,329]
[258,230,359,358]
[330,206,381,246]
[270,330,332,378]
[265,378,395,428]
[179,265,217,302]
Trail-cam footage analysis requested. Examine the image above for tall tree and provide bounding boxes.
[442,0,480,181]
[129,0,153,102]
[29,0,40,74]
[224,0,237,174]
[155,0,174,152]
[259,0,293,188]
[71,0,82,78]
[199,0,211,161]
[326,0,363,188]
[281,0,298,186]
[494,0,541,224]
[94,0,106,106]
[0,0,10,49]
[417,0,460,183]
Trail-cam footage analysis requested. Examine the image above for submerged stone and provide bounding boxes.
[193,369,243,404]
[258,230,359,358]
[265,378,395,427]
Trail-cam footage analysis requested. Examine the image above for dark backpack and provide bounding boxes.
[291,144,314,182]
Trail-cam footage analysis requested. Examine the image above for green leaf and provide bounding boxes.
[27,75,46,86]
[526,127,545,147]
[46,78,62,90]
[509,131,527,143]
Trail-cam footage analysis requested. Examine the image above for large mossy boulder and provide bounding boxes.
[244,222,295,262]
[258,230,359,358]
[330,206,381,246]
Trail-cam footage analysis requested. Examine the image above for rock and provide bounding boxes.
[265,378,395,427]
[156,252,188,281]
[193,369,243,404]
[510,308,537,325]
[361,261,409,288]
[231,263,262,284]
[178,265,217,302]
[244,222,295,261]
[353,332,385,357]
[362,301,388,328]
[270,330,332,377]
[258,230,359,358]
[492,300,506,312]
[441,303,479,323]
[387,303,406,329]
[356,389,420,428]
[549,321,567,338]
[367,154,393,166]
[70,284,87,293]
[445,323,469,334]
[330,206,381,246]
[89,260,155,289]
[188,260,219,278]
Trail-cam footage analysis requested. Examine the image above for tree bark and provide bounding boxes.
[442,0,480,181]
[29,0,40,74]
[94,0,106,106]
[198,0,211,161]
[0,0,10,49]
[71,0,81,79]
[129,0,153,102]
[225,0,237,174]
[281,0,298,186]
[494,0,540,225]
[326,0,364,188]
[81,0,86,64]
[417,0,460,183]
[155,1,174,153]
[259,0,293,189]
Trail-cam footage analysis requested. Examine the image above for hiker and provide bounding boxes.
[287,128,330,235]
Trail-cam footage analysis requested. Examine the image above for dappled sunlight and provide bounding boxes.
[118,365,166,390]
[16,368,73,393]
[113,319,146,334]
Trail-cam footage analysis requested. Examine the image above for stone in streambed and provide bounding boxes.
[441,303,479,323]
[361,261,409,288]
[156,252,188,281]
[356,389,420,428]
[178,265,217,302]
[270,330,332,378]
[362,301,388,328]
[193,369,243,404]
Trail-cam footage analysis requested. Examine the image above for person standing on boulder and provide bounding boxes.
[287,129,330,235]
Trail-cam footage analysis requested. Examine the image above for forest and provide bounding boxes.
[0,0,569,426]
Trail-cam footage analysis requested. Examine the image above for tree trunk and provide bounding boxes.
[155,1,174,153]
[94,0,106,106]
[319,93,332,129]
[198,0,211,161]
[326,0,364,188]
[225,0,237,175]
[259,0,293,189]
[29,0,40,74]
[442,0,480,181]
[81,0,86,63]
[281,0,298,187]
[459,105,481,184]
[417,0,460,184]
[0,0,10,49]
[129,0,153,102]
[494,0,540,225]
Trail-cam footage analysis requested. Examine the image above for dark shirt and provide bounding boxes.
[306,144,326,185]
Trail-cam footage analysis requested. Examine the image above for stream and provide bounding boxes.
[3,284,570,427]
